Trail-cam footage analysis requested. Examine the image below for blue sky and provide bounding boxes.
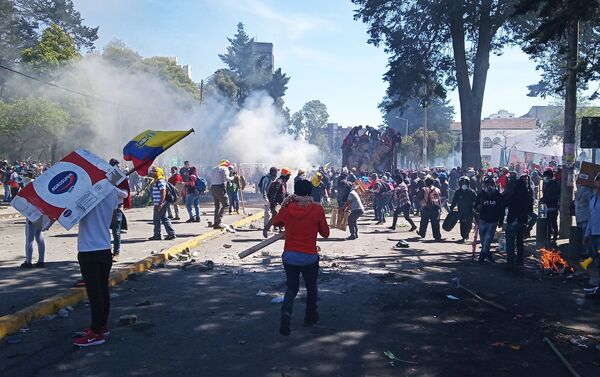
[75,0,549,125]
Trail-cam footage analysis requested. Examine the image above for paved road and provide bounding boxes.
[1,211,598,377]
[0,202,261,317]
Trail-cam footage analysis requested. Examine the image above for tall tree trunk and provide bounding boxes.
[559,19,579,239]
[447,0,494,169]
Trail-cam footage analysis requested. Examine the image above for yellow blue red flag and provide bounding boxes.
[123,129,193,176]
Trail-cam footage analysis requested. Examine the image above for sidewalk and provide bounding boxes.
[0,206,260,317]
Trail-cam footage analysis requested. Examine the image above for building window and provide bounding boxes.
[493,137,501,146]
[483,137,492,149]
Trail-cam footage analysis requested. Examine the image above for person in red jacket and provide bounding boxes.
[272,179,330,336]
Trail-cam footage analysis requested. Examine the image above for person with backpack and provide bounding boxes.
[474,176,504,263]
[148,166,176,240]
[272,179,330,336]
[416,176,442,241]
[450,176,477,243]
[183,166,201,223]
[263,168,291,238]
[167,166,182,221]
[259,166,278,232]
[389,173,417,231]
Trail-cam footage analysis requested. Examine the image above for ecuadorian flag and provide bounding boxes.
[123,129,193,176]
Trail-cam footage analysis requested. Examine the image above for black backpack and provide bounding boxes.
[165,181,178,203]
[267,179,284,205]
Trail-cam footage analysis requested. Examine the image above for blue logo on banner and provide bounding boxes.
[63,209,72,218]
[48,171,78,194]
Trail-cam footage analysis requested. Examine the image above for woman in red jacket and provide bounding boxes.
[272,179,330,336]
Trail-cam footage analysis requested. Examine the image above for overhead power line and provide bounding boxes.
[0,63,133,108]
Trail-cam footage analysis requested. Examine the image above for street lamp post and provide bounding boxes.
[395,117,409,168]
[419,82,433,169]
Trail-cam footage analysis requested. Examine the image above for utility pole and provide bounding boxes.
[559,18,579,239]
[423,104,428,168]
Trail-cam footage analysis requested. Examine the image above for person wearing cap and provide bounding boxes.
[474,176,504,263]
[294,169,306,185]
[210,160,233,229]
[263,167,292,238]
[148,166,176,240]
[272,179,330,336]
[540,169,561,246]
[259,166,278,232]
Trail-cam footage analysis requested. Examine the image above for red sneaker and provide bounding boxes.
[72,329,106,347]
[76,326,110,337]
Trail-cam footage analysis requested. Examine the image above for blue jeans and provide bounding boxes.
[505,220,525,265]
[281,259,319,317]
[3,184,11,201]
[374,196,385,222]
[478,221,497,260]
[185,192,200,219]
[153,204,175,237]
[111,209,123,255]
[228,191,239,212]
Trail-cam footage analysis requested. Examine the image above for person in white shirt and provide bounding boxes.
[73,185,127,347]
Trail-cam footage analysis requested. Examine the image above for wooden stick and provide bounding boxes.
[238,232,285,259]
[543,337,582,377]
[458,285,507,312]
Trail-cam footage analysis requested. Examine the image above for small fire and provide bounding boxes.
[539,248,574,274]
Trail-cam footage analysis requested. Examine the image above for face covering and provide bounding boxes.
[543,177,551,183]
[461,184,468,190]
[486,185,494,192]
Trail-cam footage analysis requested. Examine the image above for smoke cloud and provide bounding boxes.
[5,54,320,169]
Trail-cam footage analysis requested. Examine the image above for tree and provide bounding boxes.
[0,96,69,160]
[14,0,98,51]
[302,100,329,142]
[514,0,600,238]
[204,69,239,104]
[535,100,600,147]
[353,0,520,169]
[137,56,200,99]
[382,97,454,136]
[288,111,305,139]
[21,23,79,76]
[102,39,142,68]
[218,22,290,104]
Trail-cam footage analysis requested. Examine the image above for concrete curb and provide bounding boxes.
[0,211,263,340]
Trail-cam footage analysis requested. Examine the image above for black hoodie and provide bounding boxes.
[475,188,504,223]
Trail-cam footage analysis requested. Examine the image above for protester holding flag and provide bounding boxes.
[148,166,176,240]
[73,183,128,347]
[210,160,232,229]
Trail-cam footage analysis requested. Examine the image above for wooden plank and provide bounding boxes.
[238,232,285,259]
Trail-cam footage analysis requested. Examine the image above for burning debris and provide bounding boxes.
[538,248,574,275]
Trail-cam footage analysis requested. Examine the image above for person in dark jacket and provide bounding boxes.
[272,179,330,336]
[417,177,442,241]
[504,178,534,269]
[540,169,561,246]
[450,176,477,243]
[474,176,504,263]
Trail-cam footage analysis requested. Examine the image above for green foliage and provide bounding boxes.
[513,0,600,98]
[204,68,239,104]
[21,23,79,75]
[381,97,454,135]
[136,56,200,99]
[536,100,600,146]
[102,39,142,68]
[0,96,69,159]
[289,100,329,141]
[217,22,289,105]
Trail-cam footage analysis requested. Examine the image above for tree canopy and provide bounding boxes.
[353,0,521,168]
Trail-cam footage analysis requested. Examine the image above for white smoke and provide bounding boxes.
[5,54,320,169]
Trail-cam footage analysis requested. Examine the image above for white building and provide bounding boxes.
[452,108,562,166]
